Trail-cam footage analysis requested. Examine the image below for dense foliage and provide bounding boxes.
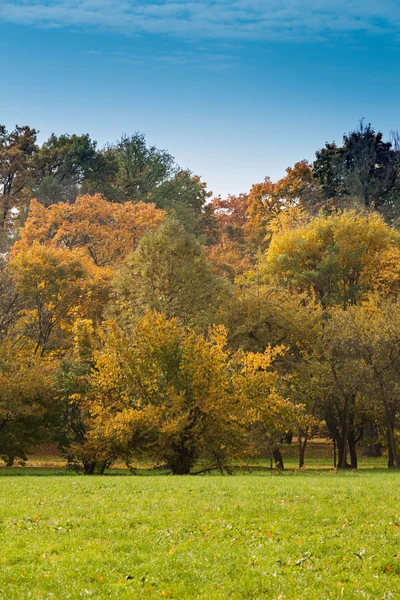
[1,121,400,472]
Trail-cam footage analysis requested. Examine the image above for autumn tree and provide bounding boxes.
[221,280,322,467]
[244,177,279,252]
[10,245,109,356]
[13,195,165,268]
[112,218,227,329]
[0,258,21,342]
[273,160,324,214]
[64,314,237,473]
[339,300,400,468]
[207,194,252,278]
[71,312,295,474]
[264,210,400,307]
[232,346,307,469]
[0,344,56,465]
[54,319,119,474]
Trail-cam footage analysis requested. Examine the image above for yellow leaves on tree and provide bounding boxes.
[64,311,301,474]
[10,244,109,356]
[264,210,400,306]
[12,194,165,267]
[0,342,56,464]
[232,346,306,458]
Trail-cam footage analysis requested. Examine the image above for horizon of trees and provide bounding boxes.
[1,120,400,473]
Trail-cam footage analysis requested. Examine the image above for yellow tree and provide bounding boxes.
[0,340,56,465]
[244,177,279,252]
[232,346,306,469]
[10,244,109,356]
[70,313,238,474]
[264,210,400,307]
[64,312,297,474]
[13,194,165,267]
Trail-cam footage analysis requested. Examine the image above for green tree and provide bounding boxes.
[340,300,400,468]
[301,307,367,469]
[149,170,212,235]
[112,218,227,328]
[314,122,399,210]
[102,133,175,203]
[34,133,116,206]
[0,124,38,230]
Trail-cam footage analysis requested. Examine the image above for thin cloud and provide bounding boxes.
[1,0,399,41]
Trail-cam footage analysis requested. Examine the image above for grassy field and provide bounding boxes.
[0,468,399,599]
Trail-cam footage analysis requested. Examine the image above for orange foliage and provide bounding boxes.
[13,194,165,267]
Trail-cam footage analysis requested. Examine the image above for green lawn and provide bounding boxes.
[0,470,399,599]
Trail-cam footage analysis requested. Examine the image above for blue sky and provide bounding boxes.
[1,1,399,197]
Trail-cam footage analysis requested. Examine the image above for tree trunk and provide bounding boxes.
[167,443,196,475]
[347,429,358,469]
[169,458,193,475]
[386,419,399,469]
[284,431,293,445]
[325,410,351,469]
[348,440,358,469]
[336,437,349,469]
[298,430,308,468]
[273,449,284,470]
[83,460,96,475]
[6,456,15,467]
[362,421,382,457]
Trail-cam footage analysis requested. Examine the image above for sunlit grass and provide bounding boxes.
[0,470,399,599]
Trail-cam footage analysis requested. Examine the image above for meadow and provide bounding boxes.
[1,459,399,599]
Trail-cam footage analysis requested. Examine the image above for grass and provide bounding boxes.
[0,469,400,599]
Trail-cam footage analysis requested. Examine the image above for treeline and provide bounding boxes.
[0,121,400,473]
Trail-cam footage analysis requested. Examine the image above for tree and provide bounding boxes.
[244,177,280,252]
[33,132,117,206]
[69,313,239,474]
[264,210,400,307]
[340,300,400,468]
[314,122,400,210]
[54,319,118,474]
[221,280,322,467]
[273,160,324,214]
[112,218,227,329]
[304,308,367,469]
[100,133,175,203]
[0,258,21,342]
[0,344,56,465]
[13,195,165,268]
[207,194,252,279]
[232,345,306,469]
[149,170,212,235]
[73,312,295,474]
[10,245,109,356]
[0,124,38,230]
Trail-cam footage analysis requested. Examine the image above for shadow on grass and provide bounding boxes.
[0,464,399,477]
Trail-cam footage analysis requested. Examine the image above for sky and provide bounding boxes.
[1,1,400,197]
